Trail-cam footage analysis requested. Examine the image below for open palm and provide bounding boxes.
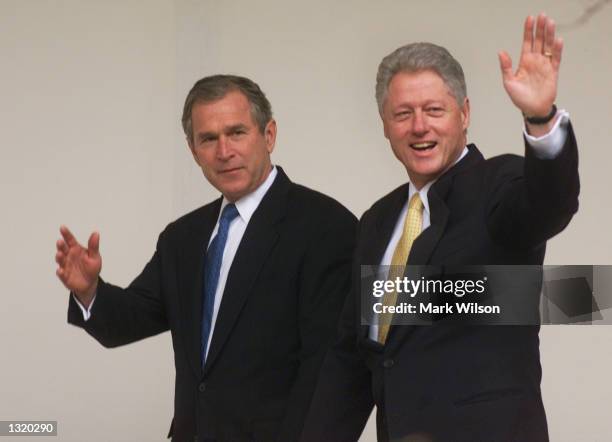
[56,226,101,298]
[498,14,563,117]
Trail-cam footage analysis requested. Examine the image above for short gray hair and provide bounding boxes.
[375,42,467,115]
[182,74,273,144]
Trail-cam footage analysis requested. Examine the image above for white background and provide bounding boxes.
[1,1,611,440]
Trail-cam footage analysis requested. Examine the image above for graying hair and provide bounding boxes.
[182,74,273,144]
[375,42,467,115]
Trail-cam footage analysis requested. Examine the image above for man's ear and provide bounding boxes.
[382,117,390,140]
[461,97,471,131]
[187,138,200,166]
[380,107,390,140]
[264,119,277,153]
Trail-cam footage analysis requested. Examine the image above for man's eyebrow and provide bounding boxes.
[423,100,446,106]
[225,123,249,133]
[197,131,218,140]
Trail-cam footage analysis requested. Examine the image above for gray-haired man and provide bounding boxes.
[301,13,578,442]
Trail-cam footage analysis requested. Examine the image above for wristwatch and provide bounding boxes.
[524,104,557,125]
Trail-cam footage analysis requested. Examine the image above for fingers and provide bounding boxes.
[521,15,534,55]
[55,234,68,284]
[543,17,556,55]
[56,238,68,254]
[552,37,563,70]
[56,238,68,269]
[533,13,546,53]
[55,249,66,266]
[60,225,78,247]
[498,51,513,80]
[55,227,102,291]
[87,231,100,257]
[56,259,68,280]
[56,267,71,288]
[530,13,559,60]
[55,239,69,282]
[518,13,562,73]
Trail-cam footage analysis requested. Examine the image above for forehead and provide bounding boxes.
[191,91,255,130]
[385,70,454,107]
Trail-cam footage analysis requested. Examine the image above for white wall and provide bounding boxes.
[1,0,611,440]
[1,1,177,440]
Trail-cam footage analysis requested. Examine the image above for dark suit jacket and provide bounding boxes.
[301,125,579,442]
[68,167,357,442]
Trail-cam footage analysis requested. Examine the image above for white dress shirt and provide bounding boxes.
[75,166,279,358]
[368,112,570,340]
[202,166,277,359]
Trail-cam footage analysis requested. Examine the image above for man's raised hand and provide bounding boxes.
[55,225,101,308]
[498,14,562,122]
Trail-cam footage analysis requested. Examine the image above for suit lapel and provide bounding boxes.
[358,184,409,340]
[408,144,484,266]
[407,187,450,265]
[385,144,485,347]
[177,199,221,379]
[202,168,290,376]
[370,185,410,264]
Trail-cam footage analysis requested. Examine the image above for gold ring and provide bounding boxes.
[544,51,553,58]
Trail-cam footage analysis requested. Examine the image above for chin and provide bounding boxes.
[222,187,248,202]
[409,163,441,177]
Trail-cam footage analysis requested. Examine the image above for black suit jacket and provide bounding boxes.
[301,125,579,442]
[68,167,357,442]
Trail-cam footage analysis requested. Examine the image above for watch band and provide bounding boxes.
[524,104,557,125]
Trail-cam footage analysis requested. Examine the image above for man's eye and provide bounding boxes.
[227,129,246,137]
[426,107,444,116]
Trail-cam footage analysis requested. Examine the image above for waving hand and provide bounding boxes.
[55,225,101,307]
[498,14,562,119]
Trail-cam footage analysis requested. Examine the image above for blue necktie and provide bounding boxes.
[201,203,239,366]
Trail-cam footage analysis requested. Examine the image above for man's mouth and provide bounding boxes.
[219,167,242,174]
[410,142,437,151]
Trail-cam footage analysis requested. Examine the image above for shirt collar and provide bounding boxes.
[407,145,469,214]
[219,165,278,224]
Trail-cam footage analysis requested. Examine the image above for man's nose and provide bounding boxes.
[411,112,429,136]
[216,136,232,160]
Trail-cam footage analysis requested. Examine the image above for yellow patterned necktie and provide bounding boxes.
[378,193,424,344]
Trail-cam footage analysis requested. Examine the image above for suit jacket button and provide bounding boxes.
[198,382,206,392]
[383,359,394,368]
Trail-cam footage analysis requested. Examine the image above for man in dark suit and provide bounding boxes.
[301,14,579,441]
[55,75,357,441]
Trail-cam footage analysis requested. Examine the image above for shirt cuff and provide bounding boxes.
[523,110,570,159]
[72,293,96,321]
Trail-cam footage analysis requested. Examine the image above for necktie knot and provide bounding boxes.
[219,203,239,228]
[409,193,424,212]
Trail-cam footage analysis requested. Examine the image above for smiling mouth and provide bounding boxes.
[410,142,437,151]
